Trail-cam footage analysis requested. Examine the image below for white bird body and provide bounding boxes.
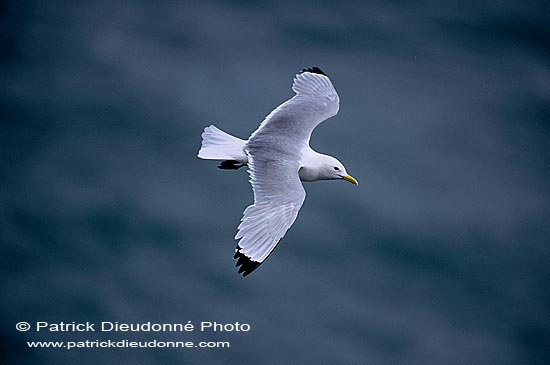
[198,67,358,276]
[198,126,344,183]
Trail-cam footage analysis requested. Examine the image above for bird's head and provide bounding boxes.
[320,155,359,185]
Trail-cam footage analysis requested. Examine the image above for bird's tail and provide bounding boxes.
[197,125,247,163]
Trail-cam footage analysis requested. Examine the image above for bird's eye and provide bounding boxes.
[333,166,340,171]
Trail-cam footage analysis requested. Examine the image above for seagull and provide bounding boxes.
[198,67,358,276]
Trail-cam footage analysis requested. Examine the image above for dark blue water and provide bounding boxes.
[1,1,549,364]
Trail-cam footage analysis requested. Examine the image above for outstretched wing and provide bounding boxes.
[248,67,340,146]
[234,151,305,276]
[234,67,339,276]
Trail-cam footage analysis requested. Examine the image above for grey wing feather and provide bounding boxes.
[235,151,305,263]
[248,71,340,147]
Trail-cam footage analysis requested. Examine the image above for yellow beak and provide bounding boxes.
[342,174,359,186]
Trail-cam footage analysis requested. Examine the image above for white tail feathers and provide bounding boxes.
[197,125,247,162]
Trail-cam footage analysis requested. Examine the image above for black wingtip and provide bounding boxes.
[300,67,327,76]
[234,246,262,277]
[218,160,246,170]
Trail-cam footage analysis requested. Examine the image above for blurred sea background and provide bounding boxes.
[1,1,549,364]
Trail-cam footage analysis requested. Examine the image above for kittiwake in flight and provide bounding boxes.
[198,67,358,276]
